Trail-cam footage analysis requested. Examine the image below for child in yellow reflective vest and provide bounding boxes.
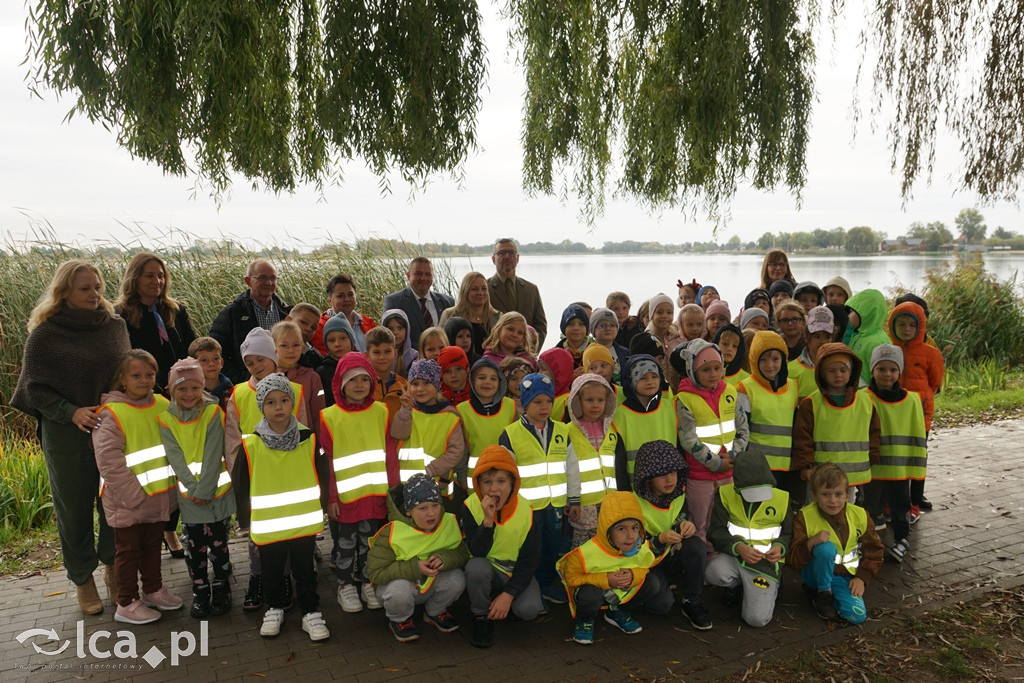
[458,357,516,488]
[632,440,711,630]
[457,445,544,648]
[94,350,181,625]
[557,491,665,645]
[788,306,835,400]
[160,358,234,620]
[863,344,926,563]
[321,352,396,614]
[272,320,325,440]
[234,374,330,641]
[368,474,470,643]
[706,451,791,628]
[613,353,679,491]
[566,373,616,547]
[788,464,884,625]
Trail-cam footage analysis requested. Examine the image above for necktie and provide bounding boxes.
[505,278,517,310]
[420,297,432,329]
[149,302,169,344]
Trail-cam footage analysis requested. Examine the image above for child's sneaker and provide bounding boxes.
[471,616,495,648]
[389,618,419,642]
[209,580,232,617]
[908,505,922,524]
[336,584,363,613]
[424,610,460,633]
[361,583,382,610]
[301,611,330,641]
[142,585,184,611]
[572,618,594,645]
[812,591,839,621]
[260,608,284,637]
[918,496,933,511]
[604,608,642,634]
[114,599,162,625]
[887,538,911,563]
[681,601,713,630]
[541,583,568,604]
[243,575,262,611]
[873,514,887,531]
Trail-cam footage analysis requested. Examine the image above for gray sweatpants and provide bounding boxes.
[465,556,544,620]
[705,554,779,628]
[378,570,466,622]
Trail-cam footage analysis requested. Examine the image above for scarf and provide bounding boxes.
[254,415,301,451]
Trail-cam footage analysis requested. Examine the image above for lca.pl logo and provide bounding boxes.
[16,620,209,669]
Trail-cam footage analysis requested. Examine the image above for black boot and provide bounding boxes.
[191,585,211,620]
[243,575,262,612]
[281,576,294,611]
[209,580,232,617]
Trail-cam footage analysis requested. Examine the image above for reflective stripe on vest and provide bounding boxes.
[800,502,867,575]
[158,402,232,499]
[612,398,677,479]
[739,377,798,471]
[810,391,874,486]
[321,402,390,503]
[232,379,303,436]
[719,483,789,558]
[459,399,517,490]
[245,435,323,545]
[557,539,656,618]
[100,396,173,496]
[676,386,738,461]
[567,425,615,505]
[400,410,461,484]
[504,421,570,509]
[465,494,533,575]
[864,389,928,481]
[373,513,463,593]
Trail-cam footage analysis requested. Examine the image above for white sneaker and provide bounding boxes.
[302,611,330,641]
[260,608,284,637]
[361,583,382,610]
[337,584,363,613]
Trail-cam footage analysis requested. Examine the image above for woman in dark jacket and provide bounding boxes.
[114,251,195,558]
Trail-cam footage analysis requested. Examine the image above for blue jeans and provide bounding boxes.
[800,542,867,624]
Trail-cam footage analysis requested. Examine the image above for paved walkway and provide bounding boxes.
[4,419,1024,682]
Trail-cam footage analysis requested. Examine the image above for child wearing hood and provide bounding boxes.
[316,313,357,408]
[582,343,626,405]
[589,306,630,382]
[846,288,891,384]
[498,355,536,417]
[321,352,396,614]
[538,347,574,422]
[557,491,665,645]
[705,451,792,628]
[159,358,234,620]
[499,373,576,605]
[443,315,480,364]
[438,346,471,406]
[458,446,544,648]
[390,359,467,496]
[565,374,617,547]
[714,324,748,386]
[555,304,592,371]
[675,339,750,550]
[235,374,330,641]
[791,343,880,488]
[703,300,731,342]
[612,354,680,491]
[887,300,943,519]
[459,358,517,487]
[738,331,801,502]
[632,440,711,630]
[789,306,835,399]
[368,474,469,643]
[382,309,417,378]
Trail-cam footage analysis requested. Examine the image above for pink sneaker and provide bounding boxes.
[115,599,162,624]
[143,586,184,611]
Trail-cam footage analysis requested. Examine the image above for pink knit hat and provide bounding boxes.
[167,358,204,388]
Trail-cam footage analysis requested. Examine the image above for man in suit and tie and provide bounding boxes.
[382,257,455,347]
[487,238,548,341]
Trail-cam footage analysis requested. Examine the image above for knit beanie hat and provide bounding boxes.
[744,288,771,310]
[408,359,442,390]
[438,346,470,373]
[403,473,442,513]
[255,373,293,412]
[322,313,357,346]
[582,343,614,370]
[168,358,204,388]
[628,357,661,388]
[692,344,722,370]
[769,279,795,299]
[241,327,278,365]
[805,306,835,335]
[588,307,618,336]
[740,307,769,329]
[560,304,590,335]
[519,372,555,408]
[823,276,853,300]
[695,285,719,306]
[628,331,664,358]
[870,344,905,374]
[705,300,731,321]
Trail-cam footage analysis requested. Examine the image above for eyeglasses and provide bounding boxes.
[595,322,617,330]
[777,317,803,325]
[251,275,277,283]
[506,367,529,378]
[494,249,517,257]
[768,262,787,268]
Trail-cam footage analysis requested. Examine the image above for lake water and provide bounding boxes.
[443,252,1023,349]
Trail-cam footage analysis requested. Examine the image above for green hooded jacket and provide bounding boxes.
[846,289,890,383]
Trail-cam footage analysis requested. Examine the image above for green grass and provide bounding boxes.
[934,361,1024,425]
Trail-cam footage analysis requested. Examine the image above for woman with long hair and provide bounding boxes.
[759,249,797,291]
[439,271,500,356]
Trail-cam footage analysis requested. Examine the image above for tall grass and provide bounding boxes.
[0,426,53,542]
[1,224,438,435]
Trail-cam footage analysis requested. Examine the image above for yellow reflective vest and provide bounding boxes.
[810,391,873,486]
[864,388,927,481]
[725,369,750,387]
[458,399,516,490]
[465,494,533,575]
[99,396,173,496]
[159,403,232,499]
[740,378,798,472]
[321,401,390,503]
[676,386,738,462]
[801,502,868,575]
[244,434,323,546]
[612,397,678,481]
[566,425,615,505]
[788,358,817,400]
[504,420,570,509]
[557,539,656,617]
[232,379,303,438]
[399,409,461,484]
[374,513,463,593]
[719,483,789,578]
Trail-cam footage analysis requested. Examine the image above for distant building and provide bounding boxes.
[880,237,925,252]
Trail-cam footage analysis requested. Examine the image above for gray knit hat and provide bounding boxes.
[255,373,294,412]
[870,344,904,374]
[588,307,619,336]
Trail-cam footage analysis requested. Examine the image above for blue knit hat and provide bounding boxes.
[560,304,590,335]
[519,373,554,408]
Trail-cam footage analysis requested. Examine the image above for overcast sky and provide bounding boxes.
[1,2,1019,250]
